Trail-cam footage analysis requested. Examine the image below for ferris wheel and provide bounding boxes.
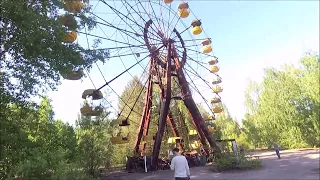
[59,0,224,170]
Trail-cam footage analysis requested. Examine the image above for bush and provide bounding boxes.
[212,152,262,172]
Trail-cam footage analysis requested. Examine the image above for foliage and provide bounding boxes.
[213,152,262,172]
[0,0,109,104]
[0,98,78,179]
[75,107,114,177]
[212,104,241,141]
[240,52,320,149]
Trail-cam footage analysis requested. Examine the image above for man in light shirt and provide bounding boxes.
[170,148,190,180]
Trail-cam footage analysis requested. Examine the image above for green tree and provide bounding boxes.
[242,52,320,149]
[0,97,79,179]
[76,100,114,177]
[213,104,241,140]
[0,0,109,105]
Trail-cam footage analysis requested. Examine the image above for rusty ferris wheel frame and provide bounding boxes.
[76,0,224,171]
[130,19,221,170]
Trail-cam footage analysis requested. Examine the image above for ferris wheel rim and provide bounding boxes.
[78,0,222,125]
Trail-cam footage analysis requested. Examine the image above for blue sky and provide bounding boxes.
[49,0,319,125]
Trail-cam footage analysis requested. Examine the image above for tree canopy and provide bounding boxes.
[0,0,109,104]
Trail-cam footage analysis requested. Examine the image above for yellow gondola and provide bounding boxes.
[201,38,212,46]
[190,141,200,149]
[178,8,190,18]
[163,0,173,4]
[208,126,215,133]
[82,89,103,100]
[211,97,221,104]
[189,129,197,135]
[63,0,83,13]
[59,14,77,30]
[178,2,189,9]
[167,137,181,144]
[191,20,202,35]
[119,119,130,126]
[212,107,223,113]
[210,66,219,73]
[213,86,223,93]
[205,115,215,121]
[202,45,212,53]
[110,134,129,145]
[80,104,103,116]
[64,31,77,43]
[178,2,189,18]
[212,78,222,85]
[61,69,84,80]
[208,57,219,65]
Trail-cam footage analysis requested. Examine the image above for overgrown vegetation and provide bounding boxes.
[210,53,319,150]
[212,153,262,172]
[0,0,319,179]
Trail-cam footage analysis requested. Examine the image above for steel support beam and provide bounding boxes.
[167,112,183,151]
[172,46,221,153]
[151,43,172,170]
[134,59,154,154]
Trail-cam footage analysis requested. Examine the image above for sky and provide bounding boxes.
[48,0,319,125]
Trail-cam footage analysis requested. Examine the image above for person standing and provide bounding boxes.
[274,143,281,159]
[170,148,190,180]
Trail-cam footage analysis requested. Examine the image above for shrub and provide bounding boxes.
[212,152,262,172]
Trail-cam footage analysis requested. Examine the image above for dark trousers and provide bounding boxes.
[175,177,189,180]
[275,149,280,159]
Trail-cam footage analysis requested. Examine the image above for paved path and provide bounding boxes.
[106,149,319,180]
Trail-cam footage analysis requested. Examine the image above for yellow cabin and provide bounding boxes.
[82,89,103,100]
[211,97,221,104]
[163,0,173,4]
[119,119,130,126]
[202,45,212,53]
[59,14,77,30]
[189,130,198,135]
[191,20,202,35]
[62,69,84,80]
[178,8,190,18]
[205,115,215,121]
[80,105,103,116]
[212,78,222,85]
[192,26,202,35]
[212,86,223,93]
[178,2,189,9]
[208,127,215,133]
[64,31,77,43]
[210,66,219,73]
[201,38,212,46]
[63,0,83,13]
[212,107,223,113]
[190,141,200,149]
[167,137,181,144]
[110,135,129,145]
[208,58,218,65]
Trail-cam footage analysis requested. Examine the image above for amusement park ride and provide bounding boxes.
[59,0,224,170]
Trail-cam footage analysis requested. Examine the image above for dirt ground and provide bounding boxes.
[105,149,320,180]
